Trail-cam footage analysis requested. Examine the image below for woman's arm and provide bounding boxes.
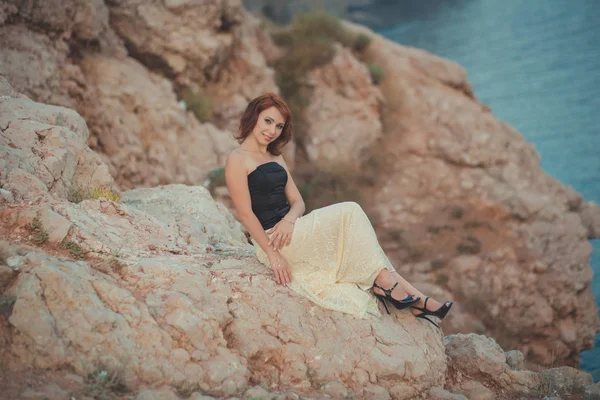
[225,152,291,285]
[280,156,305,223]
[267,156,306,250]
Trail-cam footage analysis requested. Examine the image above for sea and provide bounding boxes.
[352,0,600,381]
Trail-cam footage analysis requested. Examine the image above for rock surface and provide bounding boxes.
[0,88,115,202]
[303,44,384,164]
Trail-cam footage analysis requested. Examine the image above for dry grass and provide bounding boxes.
[68,186,121,203]
[85,367,127,400]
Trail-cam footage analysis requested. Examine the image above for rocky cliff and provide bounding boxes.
[1,0,599,398]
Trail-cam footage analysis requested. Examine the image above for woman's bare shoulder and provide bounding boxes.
[226,149,247,169]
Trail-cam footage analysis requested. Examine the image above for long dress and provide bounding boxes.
[249,161,395,319]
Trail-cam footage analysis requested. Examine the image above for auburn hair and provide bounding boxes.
[235,93,293,156]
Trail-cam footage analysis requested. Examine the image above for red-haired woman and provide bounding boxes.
[225,93,452,325]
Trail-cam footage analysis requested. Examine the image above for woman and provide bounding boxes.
[225,93,452,325]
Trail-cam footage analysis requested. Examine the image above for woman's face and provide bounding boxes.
[251,106,285,147]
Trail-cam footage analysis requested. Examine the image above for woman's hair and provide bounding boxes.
[235,92,293,156]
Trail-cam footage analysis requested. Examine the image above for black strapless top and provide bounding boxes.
[248,161,291,230]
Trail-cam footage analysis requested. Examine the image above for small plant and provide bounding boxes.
[181,88,213,122]
[388,228,404,243]
[464,220,485,229]
[353,33,372,52]
[0,294,17,316]
[86,367,127,400]
[62,240,87,259]
[175,380,201,398]
[208,167,226,187]
[456,235,481,255]
[430,259,446,271]
[435,274,449,286]
[450,205,465,219]
[89,187,121,202]
[367,63,385,85]
[68,186,121,203]
[30,217,49,245]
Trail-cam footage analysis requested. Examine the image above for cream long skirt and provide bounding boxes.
[254,201,395,319]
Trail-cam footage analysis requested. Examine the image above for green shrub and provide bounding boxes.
[62,240,87,259]
[270,11,356,142]
[456,235,481,255]
[353,33,372,52]
[181,89,213,122]
[86,367,127,400]
[0,294,16,316]
[30,217,49,245]
[450,205,465,219]
[208,168,226,187]
[367,63,385,85]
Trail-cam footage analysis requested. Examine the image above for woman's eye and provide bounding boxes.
[265,119,271,124]
[277,125,284,130]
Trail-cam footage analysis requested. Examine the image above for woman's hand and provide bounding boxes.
[268,252,292,285]
[267,218,295,250]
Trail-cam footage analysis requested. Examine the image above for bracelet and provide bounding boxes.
[282,217,295,224]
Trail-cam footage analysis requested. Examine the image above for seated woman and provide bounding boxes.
[225,93,452,326]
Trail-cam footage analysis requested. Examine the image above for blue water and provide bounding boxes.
[368,0,600,381]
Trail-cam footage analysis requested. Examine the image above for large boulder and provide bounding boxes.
[0,183,447,399]
[0,78,115,202]
[445,333,541,399]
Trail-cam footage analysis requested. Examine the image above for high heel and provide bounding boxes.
[411,297,454,328]
[372,282,421,314]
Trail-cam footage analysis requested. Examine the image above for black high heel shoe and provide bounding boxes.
[411,297,454,328]
[372,282,421,314]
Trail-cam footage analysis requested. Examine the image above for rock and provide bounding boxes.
[137,386,180,400]
[75,55,231,189]
[445,334,540,396]
[540,367,594,397]
[452,380,495,400]
[428,387,468,400]
[0,82,115,201]
[5,256,24,269]
[0,25,76,108]
[585,381,600,400]
[0,177,447,398]
[38,207,72,244]
[303,45,384,165]
[581,201,600,239]
[20,383,69,400]
[244,385,271,399]
[0,188,14,203]
[505,350,525,371]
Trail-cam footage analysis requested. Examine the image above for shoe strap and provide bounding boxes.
[373,281,398,297]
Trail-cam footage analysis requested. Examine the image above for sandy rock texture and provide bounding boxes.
[342,21,600,368]
[107,0,279,133]
[0,81,114,202]
[0,0,279,189]
[303,44,384,164]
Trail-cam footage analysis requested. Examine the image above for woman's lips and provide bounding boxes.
[263,134,274,142]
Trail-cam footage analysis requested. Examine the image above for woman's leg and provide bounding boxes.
[388,270,451,313]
